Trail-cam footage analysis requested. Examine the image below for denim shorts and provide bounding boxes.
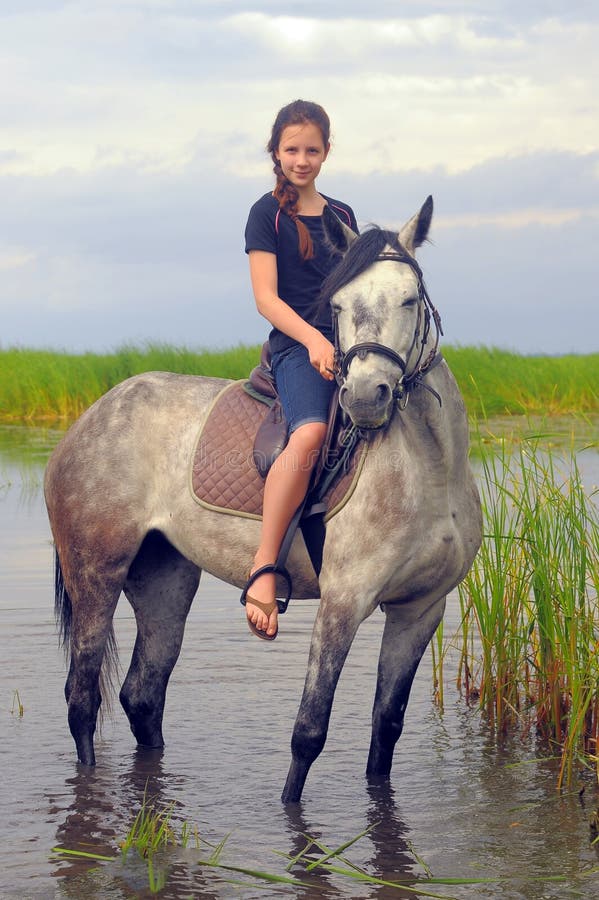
[271,344,336,433]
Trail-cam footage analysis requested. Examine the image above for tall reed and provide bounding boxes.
[0,343,260,421]
[446,347,599,418]
[456,433,599,786]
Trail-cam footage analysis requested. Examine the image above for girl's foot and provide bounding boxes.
[245,566,278,639]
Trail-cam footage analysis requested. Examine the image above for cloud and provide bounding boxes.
[0,2,596,354]
[1,5,598,178]
[225,10,530,60]
[327,150,599,233]
[0,248,35,271]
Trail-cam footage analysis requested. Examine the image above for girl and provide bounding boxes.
[243,99,358,640]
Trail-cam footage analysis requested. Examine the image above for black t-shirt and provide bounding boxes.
[244,192,358,355]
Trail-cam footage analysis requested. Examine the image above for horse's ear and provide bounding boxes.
[398,195,433,255]
[322,204,358,255]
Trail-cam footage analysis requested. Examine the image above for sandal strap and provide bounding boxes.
[240,563,293,614]
[243,594,277,617]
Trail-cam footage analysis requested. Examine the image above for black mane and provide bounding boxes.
[320,227,413,306]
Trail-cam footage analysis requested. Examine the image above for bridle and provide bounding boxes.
[332,250,444,417]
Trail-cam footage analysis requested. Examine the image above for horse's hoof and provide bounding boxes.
[76,753,96,767]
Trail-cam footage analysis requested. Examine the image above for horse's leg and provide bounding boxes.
[62,574,123,767]
[281,597,363,804]
[120,531,200,749]
[366,595,445,779]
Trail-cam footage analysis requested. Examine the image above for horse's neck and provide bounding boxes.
[380,363,467,468]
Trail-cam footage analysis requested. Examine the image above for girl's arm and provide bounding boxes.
[249,250,335,380]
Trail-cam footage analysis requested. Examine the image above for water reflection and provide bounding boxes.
[53,751,160,893]
[0,422,64,467]
[472,414,598,452]
[52,747,425,899]
[52,748,227,900]
[362,783,420,898]
[282,784,419,899]
[0,424,63,507]
[54,748,168,864]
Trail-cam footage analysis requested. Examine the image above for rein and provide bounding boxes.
[333,250,444,416]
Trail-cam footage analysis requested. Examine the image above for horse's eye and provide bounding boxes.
[331,303,342,314]
[402,297,417,308]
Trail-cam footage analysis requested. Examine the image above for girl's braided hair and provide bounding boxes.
[267,100,330,260]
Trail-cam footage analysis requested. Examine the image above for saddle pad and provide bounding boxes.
[190,380,366,521]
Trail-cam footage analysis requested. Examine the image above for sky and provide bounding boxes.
[1,0,598,355]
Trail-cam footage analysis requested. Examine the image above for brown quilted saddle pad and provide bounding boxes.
[190,380,366,520]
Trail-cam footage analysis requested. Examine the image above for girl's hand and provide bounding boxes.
[306,332,336,381]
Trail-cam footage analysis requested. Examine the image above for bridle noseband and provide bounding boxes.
[333,250,444,418]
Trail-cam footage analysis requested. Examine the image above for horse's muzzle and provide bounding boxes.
[338,379,394,429]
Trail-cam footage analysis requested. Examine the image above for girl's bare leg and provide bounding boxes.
[246,421,327,637]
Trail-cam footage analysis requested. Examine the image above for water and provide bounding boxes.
[1,424,599,899]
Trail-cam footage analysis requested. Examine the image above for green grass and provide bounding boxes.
[1,343,598,422]
[445,346,599,418]
[0,343,260,422]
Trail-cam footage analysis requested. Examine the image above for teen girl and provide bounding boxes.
[243,99,358,640]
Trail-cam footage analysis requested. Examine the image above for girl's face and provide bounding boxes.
[275,121,329,191]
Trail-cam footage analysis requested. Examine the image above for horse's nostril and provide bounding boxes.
[376,383,391,405]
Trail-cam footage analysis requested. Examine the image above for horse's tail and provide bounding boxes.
[54,547,119,718]
[54,547,72,651]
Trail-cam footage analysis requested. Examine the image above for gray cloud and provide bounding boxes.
[1,149,596,354]
[337,151,599,224]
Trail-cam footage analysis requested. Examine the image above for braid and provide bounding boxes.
[272,160,314,260]
[267,100,330,261]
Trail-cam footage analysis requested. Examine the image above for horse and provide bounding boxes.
[44,196,482,803]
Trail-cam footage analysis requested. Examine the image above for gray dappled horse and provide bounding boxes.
[45,197,482,803]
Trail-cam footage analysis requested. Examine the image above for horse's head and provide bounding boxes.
[322,196,441,430]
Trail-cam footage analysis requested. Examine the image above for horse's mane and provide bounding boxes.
[321,226,413,306]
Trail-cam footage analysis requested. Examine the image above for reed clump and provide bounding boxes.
[445,346,599,418]
[0,344,260,422]
[455,433,599,787]
[53,791,200,894]
[1,344,598,422]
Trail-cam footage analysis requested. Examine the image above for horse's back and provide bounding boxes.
[44,372,229,538]
[47,372,226,471]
